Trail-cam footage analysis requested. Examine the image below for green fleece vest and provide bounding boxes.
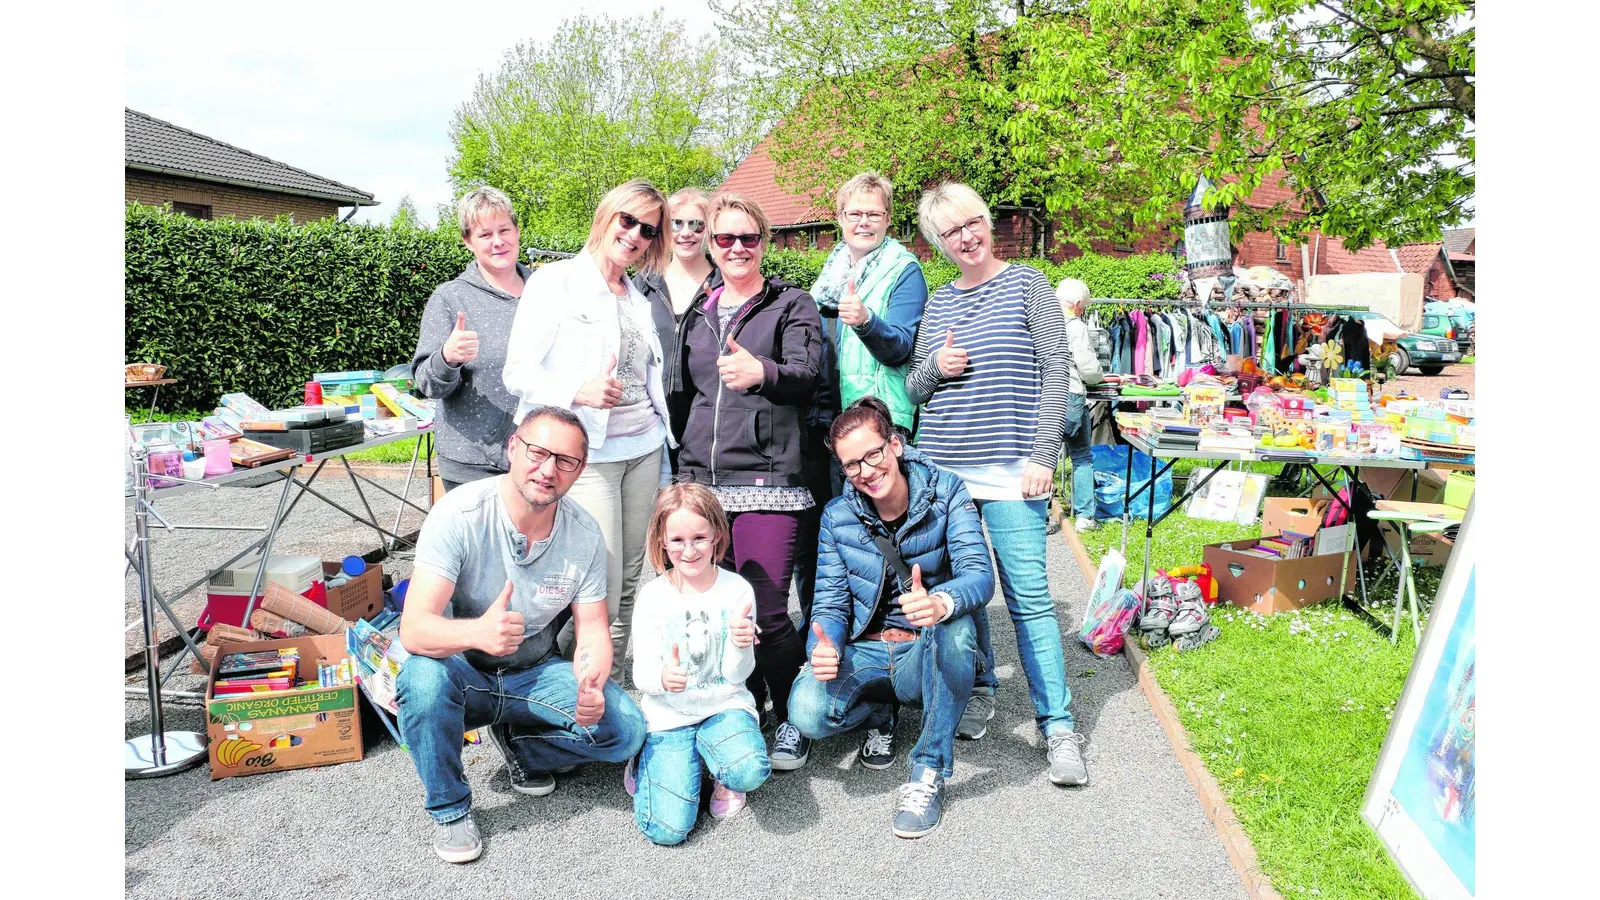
[838,240,920,430]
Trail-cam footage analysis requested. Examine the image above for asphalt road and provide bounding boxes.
[125,474,1247,899]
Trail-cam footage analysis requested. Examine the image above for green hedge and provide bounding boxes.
[127,204,1182,412]
[126,204,473,411]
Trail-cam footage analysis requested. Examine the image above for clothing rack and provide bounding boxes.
[1088,298,1371,314]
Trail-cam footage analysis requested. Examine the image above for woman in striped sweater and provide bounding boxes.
[904,182,1088,787]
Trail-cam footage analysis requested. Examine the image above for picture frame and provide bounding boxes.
[1360,499,1476,899]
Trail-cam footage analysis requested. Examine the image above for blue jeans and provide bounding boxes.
[971,499,1076,736]
[396,652,647,824]
[634,710,770,846]
[788,615,977,778]
[1063,393,1096,519]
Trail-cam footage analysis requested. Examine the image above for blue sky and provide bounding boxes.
[126,1,720,226]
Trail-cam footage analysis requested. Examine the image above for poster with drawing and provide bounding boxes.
[1361,500,1475,900]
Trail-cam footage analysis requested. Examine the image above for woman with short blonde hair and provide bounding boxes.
[907,181,1088,788]
[504,178,676,687]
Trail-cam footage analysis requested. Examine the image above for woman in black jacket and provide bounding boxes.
[677,192,824,770]
[632,187,721,470]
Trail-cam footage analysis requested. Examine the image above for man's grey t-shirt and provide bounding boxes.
[413,476,608,671]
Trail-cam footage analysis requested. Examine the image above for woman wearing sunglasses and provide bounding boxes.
[676,192,823,769]
[632,187,722,471]
[504,179,676,683]
[905,182,1089,789]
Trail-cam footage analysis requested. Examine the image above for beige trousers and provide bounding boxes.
[563,444,665,681]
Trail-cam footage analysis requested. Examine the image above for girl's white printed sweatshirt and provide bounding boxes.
[630,568,759,733]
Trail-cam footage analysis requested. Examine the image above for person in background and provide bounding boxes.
[676,191,823,771]
[906,182,1089,787]
[503,180,676,683]
[1057,277,1104,533]
[633,187,722,471]
[412,186,529,493]
[788,397,992,839]
[626,484,769,845]
[395,407,646,863]
[796,172,929,624]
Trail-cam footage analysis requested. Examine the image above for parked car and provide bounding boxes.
[1424,299,1475,354]
[1350,310,1464,378]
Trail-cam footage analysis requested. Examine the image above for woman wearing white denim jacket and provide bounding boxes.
[1056,278,1103,532]
[503,179,677,681]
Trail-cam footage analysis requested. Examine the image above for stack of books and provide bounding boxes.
[1246,531,1315,560]
[214,649,300,695]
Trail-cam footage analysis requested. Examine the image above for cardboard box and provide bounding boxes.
[322,561,384,622]
[1203,539,1357,615]
[206,633,363,779]
[1260,497,1327,538]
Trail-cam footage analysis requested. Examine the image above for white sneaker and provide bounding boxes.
[1074,516,1101,533]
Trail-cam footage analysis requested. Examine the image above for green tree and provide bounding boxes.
[712,0,1473,250]
[389,193,423,230]
[449,11,749,246]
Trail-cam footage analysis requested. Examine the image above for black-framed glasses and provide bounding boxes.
[671,218,706,234]
[842,210,887,225]
[939,215,987,244]
[712,232,762,249]
[513,435,584,473]
[664,537,715,553]
[617,211,661,241]
[840,438,891,477]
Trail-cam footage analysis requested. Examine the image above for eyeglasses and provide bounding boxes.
[939,216,987,244]
[842,211,887,225]
[664,537,715,553]
[513,435,584,473]
[712,232,762,249]
[840,438,891,477]
[617,211,661,241]
[671,218,706,234]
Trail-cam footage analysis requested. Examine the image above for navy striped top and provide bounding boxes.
[906,264,1070,470]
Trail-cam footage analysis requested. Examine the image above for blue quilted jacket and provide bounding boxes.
[808,445,995,652]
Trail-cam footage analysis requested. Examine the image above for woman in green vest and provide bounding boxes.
[796,172,930,621]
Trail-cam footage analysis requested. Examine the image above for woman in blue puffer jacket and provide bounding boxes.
[787,396,993,838]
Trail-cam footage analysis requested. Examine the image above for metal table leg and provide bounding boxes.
[386,433,427,552]
[1120,445,1133,558]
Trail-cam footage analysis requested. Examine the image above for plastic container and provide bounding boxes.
[342,556,366,577]
[203,438,234,476]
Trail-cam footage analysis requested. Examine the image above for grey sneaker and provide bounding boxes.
[432,813,483,863]
[891,765,946,839]
[957,691,996,740]
[1047,731,1089,786]
[859,714,897,770]
[770,721,811,771]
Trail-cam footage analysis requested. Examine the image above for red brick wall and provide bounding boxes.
[126,170,342,222]
[1424,261,1457,300]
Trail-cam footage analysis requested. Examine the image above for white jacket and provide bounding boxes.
[631,569,759,733]
[502,251,677,453]
[1063,315,1104,395]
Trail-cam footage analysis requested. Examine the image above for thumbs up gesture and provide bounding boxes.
[662,644,688,693]
[936,329,969,378]
[575,353,624,409]
[900,563,947,627]
[443,311,479,366]
[810,621,840,682]
[575,663,607,726]
[477,580,525,656]
[729,600,756,649]
[838,275,868,327]
[717,335,763,391]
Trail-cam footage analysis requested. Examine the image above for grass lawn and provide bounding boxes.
[1460,354,1475,365]
[1070,464,1436,899]
[126,408,434,464]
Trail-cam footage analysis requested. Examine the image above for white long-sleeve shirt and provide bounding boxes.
[1063,314,1104,396]
[630,568,759,733]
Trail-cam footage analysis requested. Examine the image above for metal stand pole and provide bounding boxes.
[125,447,207,778]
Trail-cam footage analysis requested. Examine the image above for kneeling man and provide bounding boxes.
[788,397,994,839]
[397,406,646,863]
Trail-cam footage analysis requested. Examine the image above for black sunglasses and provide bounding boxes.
[617,211,661,241]
[671,218,706,234]
[713,232,762,249]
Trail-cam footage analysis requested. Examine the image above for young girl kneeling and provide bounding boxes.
[627,484,771,845]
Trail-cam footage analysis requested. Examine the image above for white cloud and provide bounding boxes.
[126,0,719,226]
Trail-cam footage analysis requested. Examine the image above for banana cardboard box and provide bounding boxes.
[206,633,364,780]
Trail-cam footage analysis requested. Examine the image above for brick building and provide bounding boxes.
[1306,234,1472,301]
[125,108,377,222]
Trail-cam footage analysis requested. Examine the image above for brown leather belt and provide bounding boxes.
[861,627,919,643]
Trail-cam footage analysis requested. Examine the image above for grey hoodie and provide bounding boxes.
[411,261,530,485]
